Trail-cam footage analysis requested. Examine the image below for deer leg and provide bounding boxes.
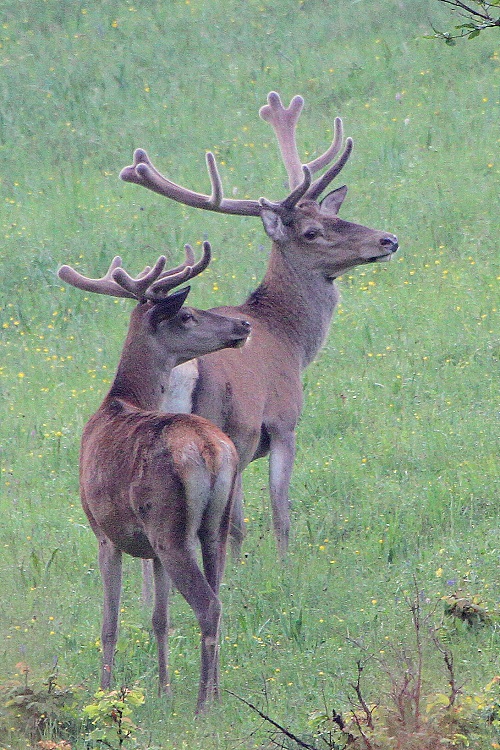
[141,559,154,606]
[229,472,246,558]
[198,499,232,700]
[200,488,233,593]
[156,546,221,713]
[198,540,221,701]
[151,557,172,696]
[268,429,296,558]
[98,537,123,689]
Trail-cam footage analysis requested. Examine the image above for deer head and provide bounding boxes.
[58,242,251,409]
[119,92,398,277]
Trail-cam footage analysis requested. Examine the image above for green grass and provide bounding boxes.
[0,0,499,748]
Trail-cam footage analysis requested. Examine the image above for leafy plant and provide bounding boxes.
[442,592,500,627]
[429,0,500,42]
[82,686,145,750]
[231,587,500,749]
[0,663,81,743]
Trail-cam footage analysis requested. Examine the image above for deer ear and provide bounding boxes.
[260,207,289,242]
[320,185,348,215]
[148,286,191,330]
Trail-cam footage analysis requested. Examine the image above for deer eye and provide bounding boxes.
[303,228,322,241]
[179,310,194,323]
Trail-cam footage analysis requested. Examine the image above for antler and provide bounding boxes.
[259,93,305,191]
[259,91,353,201]
[58,242,212,302]
[119,92,352,216]
[120,149,262,217]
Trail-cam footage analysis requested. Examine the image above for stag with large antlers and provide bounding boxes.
[120,92,399,557]
[58,243,250,712]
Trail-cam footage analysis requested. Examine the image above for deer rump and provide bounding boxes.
[81,406,237,560]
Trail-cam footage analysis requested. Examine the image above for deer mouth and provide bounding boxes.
[227,333,251,349]
[372,252,394,263]
[371,236,399,263]
[225,320,251,349]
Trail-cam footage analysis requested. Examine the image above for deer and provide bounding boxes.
[58,241,251,713]
[119,91,399,559]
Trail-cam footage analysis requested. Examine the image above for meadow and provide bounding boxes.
[0,0,498,747]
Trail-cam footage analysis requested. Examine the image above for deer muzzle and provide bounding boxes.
[375,234,399,262]
[228,319,251,348]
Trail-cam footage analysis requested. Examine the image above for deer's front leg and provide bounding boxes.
[228,472,245,558]
[268,429,296,558]
[141,558,154,606]
[98,536,123,689]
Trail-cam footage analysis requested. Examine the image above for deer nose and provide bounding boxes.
[380,235,398,253]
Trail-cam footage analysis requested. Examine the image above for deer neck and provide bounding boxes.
[243,243,339,368]
[105,336,177,412]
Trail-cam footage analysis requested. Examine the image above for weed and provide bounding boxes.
[0,663,81,745]
[82,686,145,750]
[442,593,499,628]
[232,586,500,748]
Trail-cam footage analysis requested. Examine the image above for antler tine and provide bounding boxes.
[304,137,353,202]
[186,240,211,277]
[136,265,152,278]
[281,166,312,210]
[58,256,136,299]
[149,242,202,284]
[305,116,344,175]
[259,92,305,191]
[153,243,196,282]
[183,243,196,266]
[143,265,193,301]
[259,166,312,217]
[260,93,352,202]
[111,255,168,299]
[148,242,212,299]
[120,148,261,217]
[205,152,223,207]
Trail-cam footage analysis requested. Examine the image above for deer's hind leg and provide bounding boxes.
[144,454,228,711]
[198,490,234,698]
[228,472,246,558]
[151,557,172,695]
[153,539,222,713]
[141,559,154,606]
[199,466,235,594]
[98,535,123,690]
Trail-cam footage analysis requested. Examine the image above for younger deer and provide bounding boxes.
[58,242,250,713]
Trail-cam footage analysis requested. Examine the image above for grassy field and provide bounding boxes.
[0,0,499,747]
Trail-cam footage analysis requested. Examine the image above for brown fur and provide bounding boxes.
[73,283,250,713]
[166,200,398,556]
[119,94,398,557]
